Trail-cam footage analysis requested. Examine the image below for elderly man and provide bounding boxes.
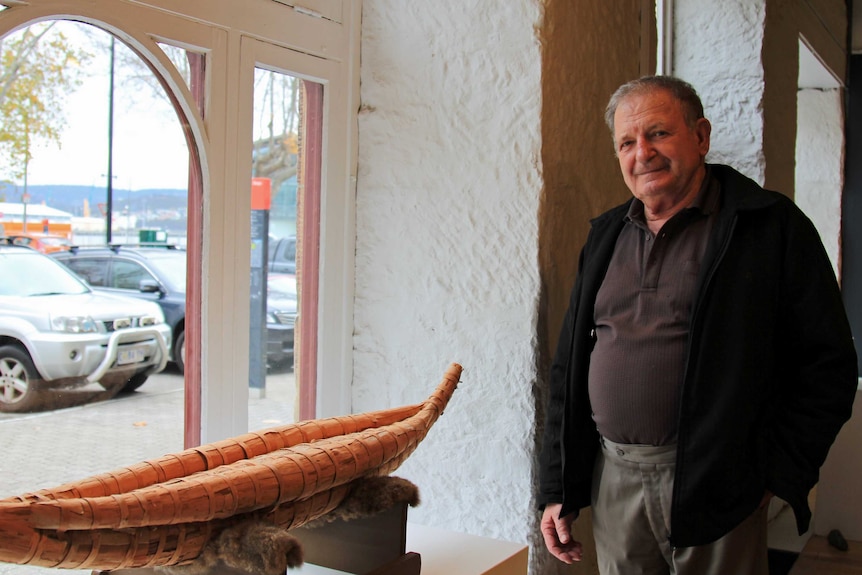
[538,75,858,575]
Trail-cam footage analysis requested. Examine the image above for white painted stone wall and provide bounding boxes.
[352,3,848,574]
[795,89,844,277]
[354,0,543,547]
[674,1,845,274]
[673,0,768,183]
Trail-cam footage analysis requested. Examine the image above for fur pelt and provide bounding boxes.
[158,475,419,575]
[157,521,303,575]
[304,475,420,527]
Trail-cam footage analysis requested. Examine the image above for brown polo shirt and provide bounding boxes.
[588,169,721,446]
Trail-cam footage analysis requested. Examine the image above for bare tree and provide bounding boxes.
[109,38,299,196]
[252,69,300,200]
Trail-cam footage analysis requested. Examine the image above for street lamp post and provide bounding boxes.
[21,191,30,233]
[106,36,116,243]
[124,205,130,243]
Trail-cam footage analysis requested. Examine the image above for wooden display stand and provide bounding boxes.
[296,514,528,575]
[94,502,528,575]
[293,503,420,575]
[95,503,419,575]
[402,523,527,575]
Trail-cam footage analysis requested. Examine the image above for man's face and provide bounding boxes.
[613,89,711,206]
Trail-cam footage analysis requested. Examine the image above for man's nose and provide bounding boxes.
[635,137,655,161]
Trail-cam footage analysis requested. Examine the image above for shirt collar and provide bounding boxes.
[625,165,719,224]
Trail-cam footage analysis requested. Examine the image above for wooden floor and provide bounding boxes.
[789,536,862,574]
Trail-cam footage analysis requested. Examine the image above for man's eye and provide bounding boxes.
[619,141,633,150]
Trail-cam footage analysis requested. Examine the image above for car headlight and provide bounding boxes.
[139,306,165,325]
[51,315,99,333]
[266,312,278,324]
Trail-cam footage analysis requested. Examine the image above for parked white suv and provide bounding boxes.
[0,244,171,413]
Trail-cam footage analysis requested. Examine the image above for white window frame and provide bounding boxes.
[0,0,360,443]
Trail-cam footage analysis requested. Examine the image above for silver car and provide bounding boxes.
[0,245,171,413]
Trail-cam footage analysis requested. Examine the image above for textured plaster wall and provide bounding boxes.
[539,2,642,376]
[673,0,846,196]
[354,0,544,548]
[796,89,844,276]
[353,1,847,574]
[355,2,641,575]
[673,0,768,184]
[761,1,802,196]
[537,3,643,573]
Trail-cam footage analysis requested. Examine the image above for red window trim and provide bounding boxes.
[184,52,205,448]
[298,80,323,421]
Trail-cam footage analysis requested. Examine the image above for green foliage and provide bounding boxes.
[0,22,92,181]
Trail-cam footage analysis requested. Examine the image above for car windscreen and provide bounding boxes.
[145,254,187,293]
[0,251,90,297]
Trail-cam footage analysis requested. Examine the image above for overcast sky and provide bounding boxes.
[24,22,190,191]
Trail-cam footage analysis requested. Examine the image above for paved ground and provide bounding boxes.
[0,364,296,575]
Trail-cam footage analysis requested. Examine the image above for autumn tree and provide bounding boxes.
[0,21,91,183]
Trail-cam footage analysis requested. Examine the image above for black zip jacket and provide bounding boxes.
[537,164,858,547]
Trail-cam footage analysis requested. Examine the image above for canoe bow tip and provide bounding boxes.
[447,362,464,381]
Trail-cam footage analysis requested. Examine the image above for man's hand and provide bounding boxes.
[540,503,583,564]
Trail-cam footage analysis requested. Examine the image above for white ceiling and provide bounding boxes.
[796,3,858,88]
[799,39,841,88]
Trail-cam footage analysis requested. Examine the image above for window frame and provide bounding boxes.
[0,0,360,444]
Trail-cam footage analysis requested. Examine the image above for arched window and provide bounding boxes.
[0,1,358,492]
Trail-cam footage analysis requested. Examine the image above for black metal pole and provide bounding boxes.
[106,36,115,243]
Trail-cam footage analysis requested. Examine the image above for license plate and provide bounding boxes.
[117,347,146,366]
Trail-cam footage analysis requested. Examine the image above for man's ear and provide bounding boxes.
[696,117,711,157]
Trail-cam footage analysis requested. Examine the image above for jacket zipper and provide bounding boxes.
[668,213,738,547]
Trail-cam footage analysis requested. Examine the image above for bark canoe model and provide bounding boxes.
[0,363,463,571]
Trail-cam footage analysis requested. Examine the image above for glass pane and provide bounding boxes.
[157,41,193,92]
[0,24,192,573]
[248,66,305,430]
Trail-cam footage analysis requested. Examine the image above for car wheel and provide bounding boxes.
[121,372,149,393]
[174,330,186,374]
[0,345,43,413]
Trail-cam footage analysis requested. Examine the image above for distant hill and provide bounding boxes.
[0,184,187,217]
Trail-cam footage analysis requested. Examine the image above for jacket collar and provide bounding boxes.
[589,163,779,232]
[709,163,780,213]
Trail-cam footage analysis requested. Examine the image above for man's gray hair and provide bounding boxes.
[604,75,705,133]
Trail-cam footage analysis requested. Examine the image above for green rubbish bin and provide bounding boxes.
[139,229,168,244]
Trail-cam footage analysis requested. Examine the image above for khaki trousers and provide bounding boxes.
[591,437,768,575]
